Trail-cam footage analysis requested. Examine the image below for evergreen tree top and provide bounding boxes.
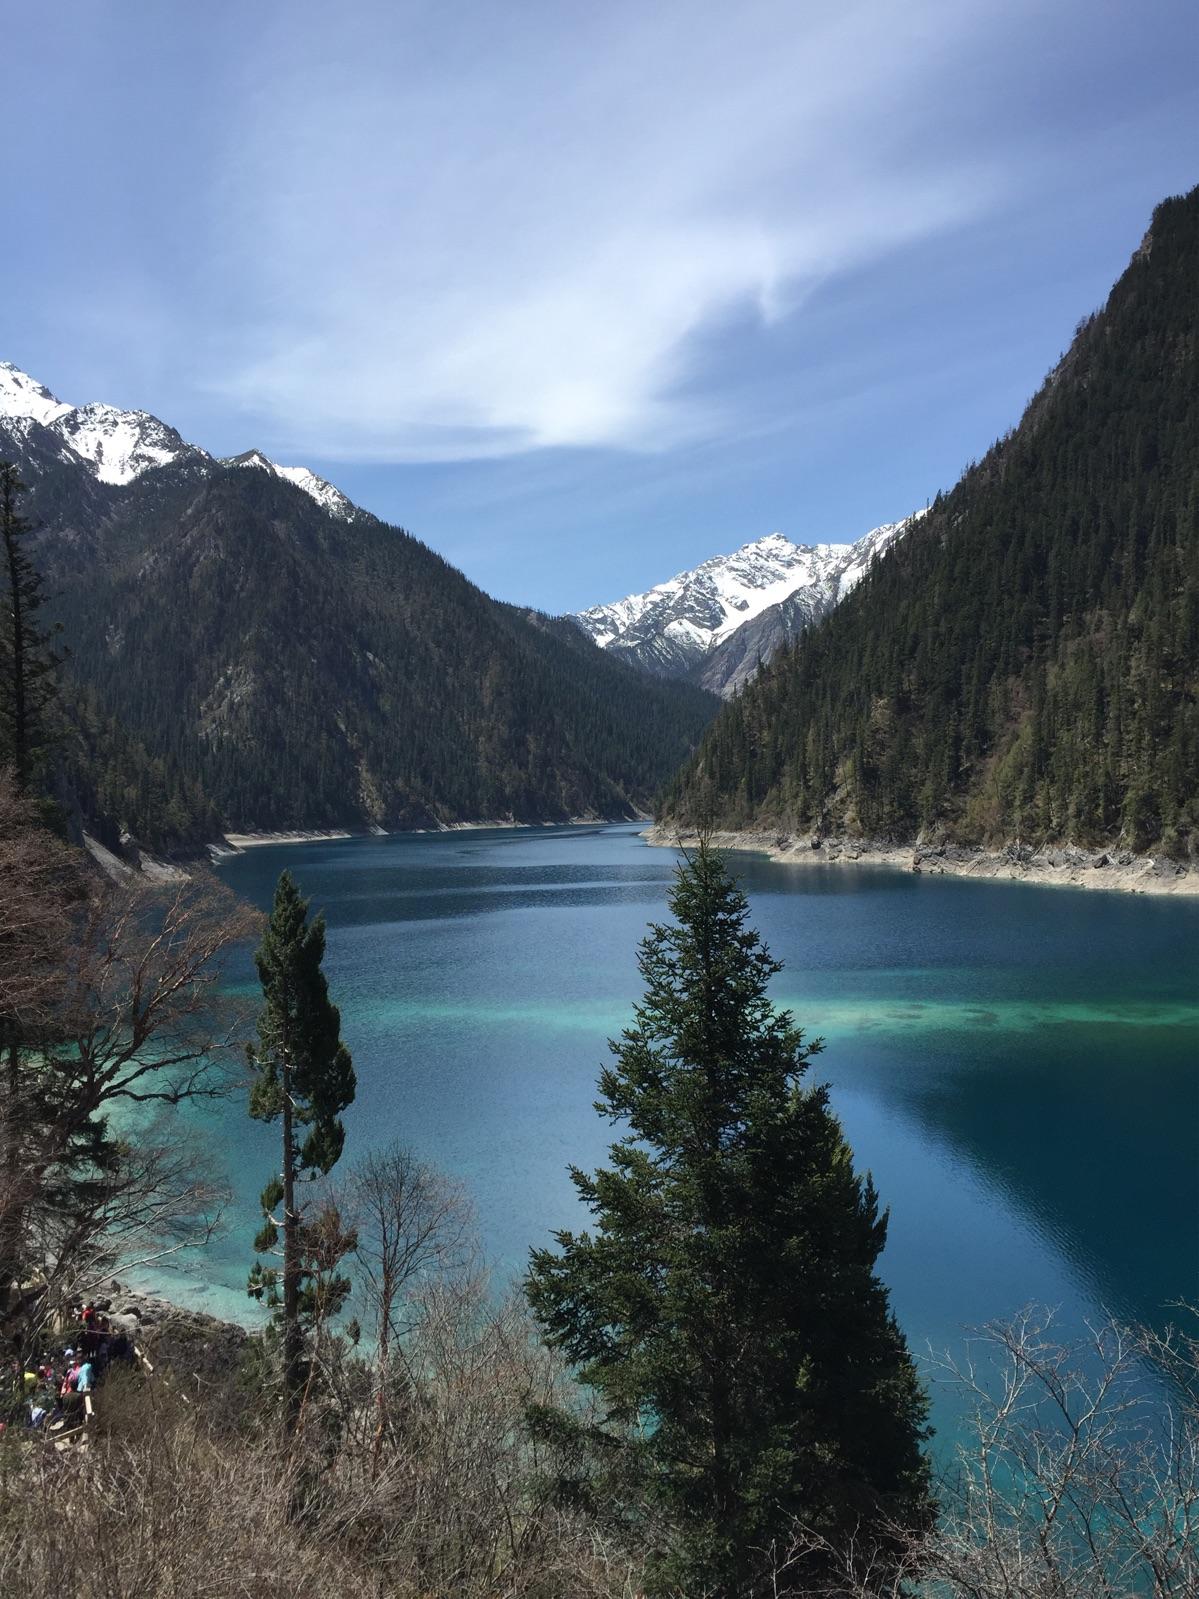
[249,869,355,1176]
[600,841,823,1158]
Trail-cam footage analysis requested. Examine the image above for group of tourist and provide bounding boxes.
[3,1300,135,1435]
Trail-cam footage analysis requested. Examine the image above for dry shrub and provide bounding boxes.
[301,1277,644,1598]
[770,1309,1199,1599]
[0,1372,374,1599]
[1,1291,642,1599]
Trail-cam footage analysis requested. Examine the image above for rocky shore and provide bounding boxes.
[92,1283,250,1388]
[646,827,1197,896]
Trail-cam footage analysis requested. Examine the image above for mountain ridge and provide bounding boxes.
[0,360,357,518]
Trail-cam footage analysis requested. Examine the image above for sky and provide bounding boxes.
[6,0,1196,611]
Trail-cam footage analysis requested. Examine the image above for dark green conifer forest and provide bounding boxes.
[52,685,222,852]
[661,188,1199,856]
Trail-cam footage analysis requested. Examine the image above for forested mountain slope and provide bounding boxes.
[2,404,716,835]
[661,187,1199,856]
[51,685,223,853]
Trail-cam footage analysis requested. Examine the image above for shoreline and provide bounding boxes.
[213,828,358,853]
[211,815,645,857]
[644,827,1198,897]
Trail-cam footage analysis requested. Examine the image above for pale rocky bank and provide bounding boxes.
[645,827,1198,896]
[79,1283,251,1392]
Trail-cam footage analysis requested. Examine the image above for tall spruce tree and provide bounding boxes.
[0,462,59,792]
[248,870,356,1429]
[527,843,933,1597]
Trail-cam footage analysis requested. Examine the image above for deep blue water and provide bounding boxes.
[151,823,1198,1446]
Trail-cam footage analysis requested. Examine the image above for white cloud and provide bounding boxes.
[204,0,1009,461]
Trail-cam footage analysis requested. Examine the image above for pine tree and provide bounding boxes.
[0,462,60,792]
[527,843,933,1597]
[248,870,356,1429]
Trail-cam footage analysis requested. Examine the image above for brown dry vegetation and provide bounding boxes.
[3,1305,1196,1598]
[1,765,259,1333]
[1,1283,645,1599]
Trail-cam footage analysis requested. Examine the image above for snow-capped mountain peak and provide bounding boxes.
[0,361,74,427]
[573,512,924,693]
[574,532,850,671]
[0,362,358,516]
[830,514,917,596]
[0,362,207,485]
[53,401,206,485]
[224,449,356,521]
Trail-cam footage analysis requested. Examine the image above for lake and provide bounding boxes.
[153,823,1199,1445]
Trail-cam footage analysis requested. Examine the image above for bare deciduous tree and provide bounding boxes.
[59,870,260,1118]
[346,1142,474,1477]
[18,1114,230,1354]
[769,1307,1199,1599]
[1,775,258,1331]
[0,769,81,1027]
[923,1308,1199,1599]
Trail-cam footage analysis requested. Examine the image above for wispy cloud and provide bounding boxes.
[202,0,1006,461]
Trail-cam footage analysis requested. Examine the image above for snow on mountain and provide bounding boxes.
[0,362,357,516]
[574,513,924,693]
[0,361,207,485]
[225,449,356,521]
[575,532,848,678]
[53,402,206,485]
[0,362,74,427]
[695,514,924,696]
[831,514,916,597]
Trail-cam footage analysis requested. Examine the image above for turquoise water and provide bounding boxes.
[154,823,1198,1445]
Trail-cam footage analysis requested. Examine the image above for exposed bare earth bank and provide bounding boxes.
[213,828,359,853]
[212,815,646,856]
[645,827,1198,897]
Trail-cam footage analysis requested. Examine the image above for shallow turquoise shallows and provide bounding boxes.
[150,823,1198,1452]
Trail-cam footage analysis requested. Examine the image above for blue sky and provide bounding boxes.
[7,1,1196,611]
